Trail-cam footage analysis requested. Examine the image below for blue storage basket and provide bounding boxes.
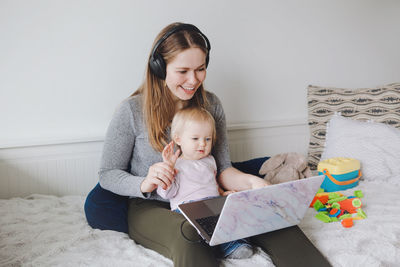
[318,169,362,192]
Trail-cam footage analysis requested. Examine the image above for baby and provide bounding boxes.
[157,106,253,259]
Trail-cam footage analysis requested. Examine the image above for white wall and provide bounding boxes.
[1,0,399,148]
[0,123,310,198]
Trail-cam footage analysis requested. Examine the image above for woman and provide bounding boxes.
[85,22,331,267]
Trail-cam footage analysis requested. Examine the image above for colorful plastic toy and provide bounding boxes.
[318,157,362,192]
[341,218,353,228]
[312,188,366,228]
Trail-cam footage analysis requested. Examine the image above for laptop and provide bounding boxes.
[178,175,324,246]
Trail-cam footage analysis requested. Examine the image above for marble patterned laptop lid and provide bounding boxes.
[209,175,324,246]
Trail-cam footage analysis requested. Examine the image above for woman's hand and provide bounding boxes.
[140,162,177,193]
[220,190,236,196]
[218,167,270,192]
[218,186,236,196]
[249,176,270,189]
[140,142,180,193]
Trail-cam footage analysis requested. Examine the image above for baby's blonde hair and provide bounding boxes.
[171,107,216,146]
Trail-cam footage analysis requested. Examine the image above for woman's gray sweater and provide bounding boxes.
[98,91,232,200]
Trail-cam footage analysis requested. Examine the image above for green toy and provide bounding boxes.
[354,190,364,198]
[315,212,331,223]
[313,199,325,211]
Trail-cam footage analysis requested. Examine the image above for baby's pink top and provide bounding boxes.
[157,155,220,210]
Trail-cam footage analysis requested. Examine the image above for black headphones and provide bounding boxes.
[149,23,211,80]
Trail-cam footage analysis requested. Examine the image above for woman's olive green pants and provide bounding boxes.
[128,198,331,267]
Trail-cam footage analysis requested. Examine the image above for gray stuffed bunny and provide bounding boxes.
[259,152,312,184]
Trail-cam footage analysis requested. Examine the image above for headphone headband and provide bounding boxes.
[149,23,211,79]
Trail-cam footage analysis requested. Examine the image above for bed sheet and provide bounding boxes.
[1,179,399,267]
[299,178,400,266]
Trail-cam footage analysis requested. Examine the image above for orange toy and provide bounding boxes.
[309,193,330,207]
[337,198,362,214]
[329,208,339,216]
[341,218,353,228]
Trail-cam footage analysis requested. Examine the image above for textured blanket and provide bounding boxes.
[1,179,399,266]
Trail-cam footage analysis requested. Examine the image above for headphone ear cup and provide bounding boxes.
[149,52,166,79]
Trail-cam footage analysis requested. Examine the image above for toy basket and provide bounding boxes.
[318,157,362,192]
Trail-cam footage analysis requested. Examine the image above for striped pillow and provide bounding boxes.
[307,83,400,170]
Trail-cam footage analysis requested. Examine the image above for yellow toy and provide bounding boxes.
[318,157,361,192]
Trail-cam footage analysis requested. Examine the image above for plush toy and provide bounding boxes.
[259,152,312,184]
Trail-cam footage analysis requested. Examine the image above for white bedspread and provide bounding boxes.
[1,179,399,267]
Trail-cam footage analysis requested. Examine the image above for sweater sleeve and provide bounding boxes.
[207,92,233,176]
[98,99,149,198]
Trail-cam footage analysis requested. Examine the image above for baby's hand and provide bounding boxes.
[162,141,181,167]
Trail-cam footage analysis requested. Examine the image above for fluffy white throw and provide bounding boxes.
[1,178,399,266]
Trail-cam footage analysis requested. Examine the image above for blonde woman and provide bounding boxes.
[84,22,331,267]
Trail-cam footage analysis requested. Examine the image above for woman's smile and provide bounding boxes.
[165,47,207,102]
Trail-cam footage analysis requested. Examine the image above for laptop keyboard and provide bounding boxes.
[195,215,220,237]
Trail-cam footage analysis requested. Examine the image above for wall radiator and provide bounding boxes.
[0,120,308,199]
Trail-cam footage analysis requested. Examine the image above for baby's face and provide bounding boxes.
[176,120,213,160]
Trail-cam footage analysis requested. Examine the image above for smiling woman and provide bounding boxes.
[165,48,207,103]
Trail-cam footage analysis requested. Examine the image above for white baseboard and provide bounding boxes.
[0,141,103,199]
[0,119,309,199]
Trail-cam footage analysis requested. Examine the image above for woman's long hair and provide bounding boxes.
[132,22,209,152]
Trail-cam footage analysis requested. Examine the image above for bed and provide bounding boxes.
[2,83,399,266]
[1,176,400,267]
